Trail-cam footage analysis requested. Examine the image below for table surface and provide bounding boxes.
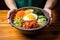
[0,10,60,40]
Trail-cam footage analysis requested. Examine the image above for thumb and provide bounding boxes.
[7,9,16,23]
[7,9,16,19]
[43,8,52,24]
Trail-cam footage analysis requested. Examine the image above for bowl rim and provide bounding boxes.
[9,6,50,31]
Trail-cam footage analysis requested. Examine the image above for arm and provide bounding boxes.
[44,0,57,23]
[44,0,57,17]
[4,0,17,10]
[44,0,57,9]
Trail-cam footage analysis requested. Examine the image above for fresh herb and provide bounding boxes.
[33,9,44,16]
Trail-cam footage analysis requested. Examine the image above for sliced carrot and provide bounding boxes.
[15,10,25,18]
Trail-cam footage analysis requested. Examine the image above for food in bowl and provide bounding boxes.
[12,8,48,29]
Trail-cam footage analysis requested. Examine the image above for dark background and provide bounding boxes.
[0,0,59,10]
[0,0,9,10]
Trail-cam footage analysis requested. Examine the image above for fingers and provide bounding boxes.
[43,8,52,24]
[7,9,16,19]
[7,10,12,19]
[7,9,16,23]
[44,8,51,17]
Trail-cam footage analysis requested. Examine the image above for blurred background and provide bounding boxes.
[0,0,59,10]
[0,0,60,32]
[0,0,9,10]
[0,0,60,40]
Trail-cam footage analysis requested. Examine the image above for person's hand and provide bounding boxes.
[7,9,16,23]
[43,8,52,24]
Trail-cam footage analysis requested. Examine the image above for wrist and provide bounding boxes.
[44,7,51,10]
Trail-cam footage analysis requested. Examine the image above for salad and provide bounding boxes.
[12,9,47,29]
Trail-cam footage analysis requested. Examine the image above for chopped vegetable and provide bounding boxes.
[12,9,48,29]
[22,20,39,29]
[15,10,25,18]
[13,18,24,27]
[25,9,34,15]
[34,9,44,16]
[37,15,47,26]
[38,15,46,19]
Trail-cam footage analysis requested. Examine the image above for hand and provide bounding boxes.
[43,8,52,24]
[7,9,16,23]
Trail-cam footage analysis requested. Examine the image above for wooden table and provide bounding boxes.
[0,10,60,40]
